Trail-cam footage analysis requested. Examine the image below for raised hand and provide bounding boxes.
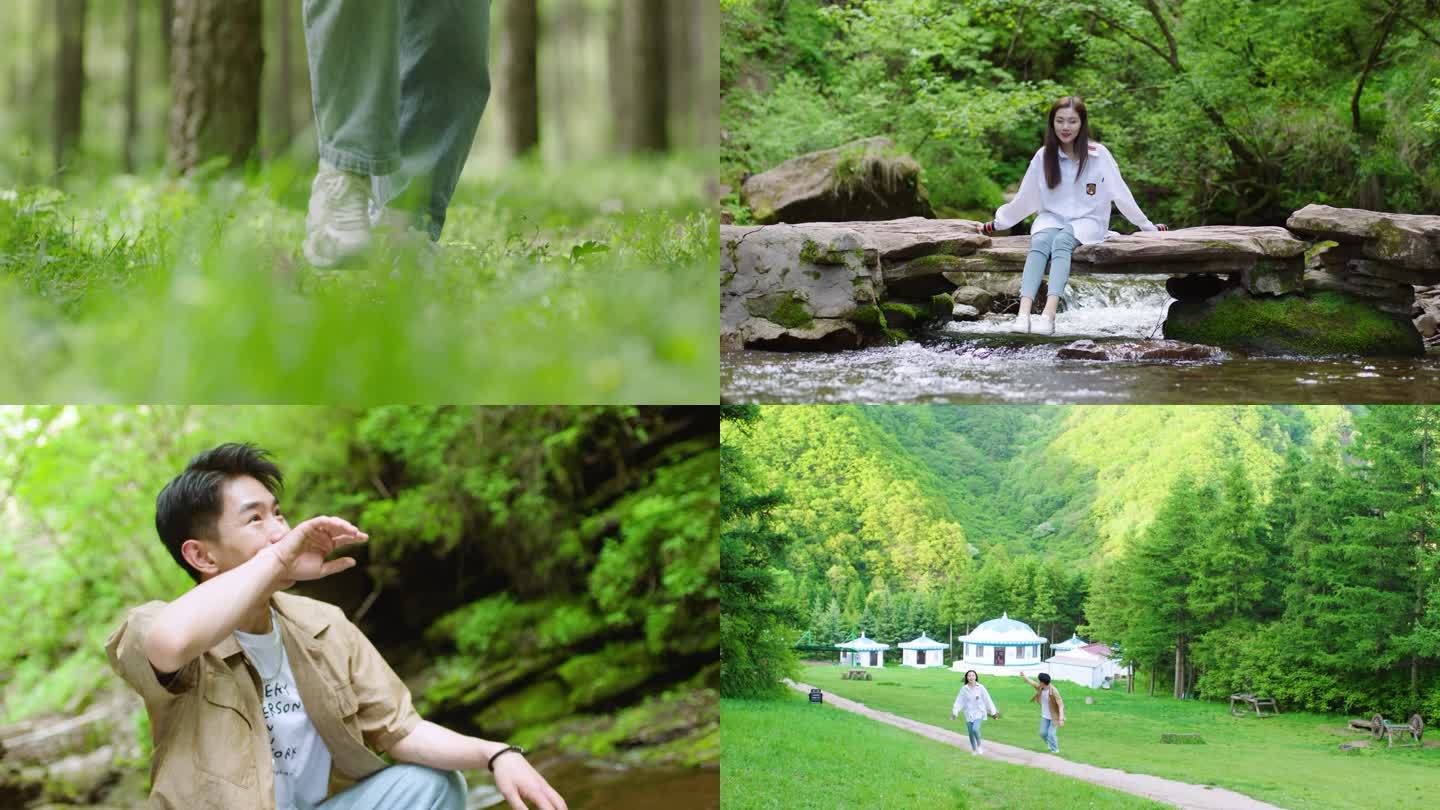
[267,515,368,581]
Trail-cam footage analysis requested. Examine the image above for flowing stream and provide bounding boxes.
[723,276,1440,403]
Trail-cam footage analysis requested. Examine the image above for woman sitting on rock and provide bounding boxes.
[979,96,1167,335]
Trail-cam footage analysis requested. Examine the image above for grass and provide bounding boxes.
[721,691,1166,810]
[798,663,1440,810]
[0,152,717,402]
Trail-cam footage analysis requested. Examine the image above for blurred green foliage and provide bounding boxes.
[0,153,718,402]
[722,0,1440,222]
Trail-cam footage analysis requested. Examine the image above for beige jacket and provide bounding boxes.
[105,591,421,810]
[1028,680,1066,722]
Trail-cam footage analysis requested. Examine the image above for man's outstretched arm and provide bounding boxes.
[144,516,366,674]
[388,720,567,810]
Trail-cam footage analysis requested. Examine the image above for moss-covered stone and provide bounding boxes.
[743,291,814,329]
[930,292,955,316]
[902,254,967,273]
[799,236,856,266]
[473,679,574,735]
[1164,290,1423,356]
[846,304,886,329]
[880,301,922,327]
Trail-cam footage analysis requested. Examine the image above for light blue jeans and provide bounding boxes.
[302,0,492,240]
[1021,225,1080,302]
[1040,717,1060,753]
[299,764,466,810]
[965,718,985,750]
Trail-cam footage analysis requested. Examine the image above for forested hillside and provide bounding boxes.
[724,405,1440,720]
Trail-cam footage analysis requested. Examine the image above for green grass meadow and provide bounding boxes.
[794,663,1438,810]
[721,690,1166,810]
[0,153,717,402]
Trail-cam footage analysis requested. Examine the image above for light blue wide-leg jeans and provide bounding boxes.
[302,0,492,240]
[1039,717,1060,753]
[1020,225,1080,301]
[966,718,984,750]
[300,764,466,810]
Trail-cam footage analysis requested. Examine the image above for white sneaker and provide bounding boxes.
[303,162,373,268]
[1011,314,1031,333]
[974,746,983,755]
[1035,316,1055,335]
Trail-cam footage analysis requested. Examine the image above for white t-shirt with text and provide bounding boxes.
[234,610,333,810]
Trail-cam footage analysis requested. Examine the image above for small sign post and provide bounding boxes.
[809,688,823,704]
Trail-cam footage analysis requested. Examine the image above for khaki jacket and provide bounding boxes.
[105,591,421,810]
[1028,681,1066,722]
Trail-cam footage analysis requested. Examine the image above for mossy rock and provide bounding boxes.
[473,679,574,736]
[846,304,887,330]
[930,293,955,317]
[555,641,661,708]
[1164,290,1423,356]
[902,254,968,273]
[743,291,814,330]
[798,237,854,266]
[880,301,923,328]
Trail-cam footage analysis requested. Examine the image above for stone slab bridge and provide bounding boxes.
[720,205,1440,353]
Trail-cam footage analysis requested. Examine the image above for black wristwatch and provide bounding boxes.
[487,744,525,771]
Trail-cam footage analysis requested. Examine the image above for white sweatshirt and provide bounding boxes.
[953,682,999,723]
[991,142,1157,245]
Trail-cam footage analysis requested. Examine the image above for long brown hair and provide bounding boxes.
[1043,96,1090,189]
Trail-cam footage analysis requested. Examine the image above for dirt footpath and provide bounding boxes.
[785,680,1285,810]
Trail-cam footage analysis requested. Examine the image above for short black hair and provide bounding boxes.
[155,443,284,583]
[1037,672,1052,684]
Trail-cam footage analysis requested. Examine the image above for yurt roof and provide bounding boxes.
[957,613,1047,646]
[837,633,890,651]
[898,632,949,650]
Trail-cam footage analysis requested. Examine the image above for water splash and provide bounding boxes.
[945,275,1171,339]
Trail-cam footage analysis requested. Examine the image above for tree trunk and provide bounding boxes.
[501,0,540,157]
[270,0,295,154]
[611,0,668,153]
[1148,663,1155,697]
[168,0,264,174]
[160,0,175,63]
[1173,637,1185,699]
[54,0,87,175]
[1352,3,1401,134]
[124,0,142,173]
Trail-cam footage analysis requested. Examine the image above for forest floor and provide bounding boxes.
[788,664,1439,810]
[0,153,717,402]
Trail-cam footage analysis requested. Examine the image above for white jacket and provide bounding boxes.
[991,142,1158,245]
[953,682,998,723]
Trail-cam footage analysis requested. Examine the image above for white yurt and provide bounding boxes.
[898,632,948,668]
[950,613,1047,677]
[1052,634,1089,654]
[837,632,890,668]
